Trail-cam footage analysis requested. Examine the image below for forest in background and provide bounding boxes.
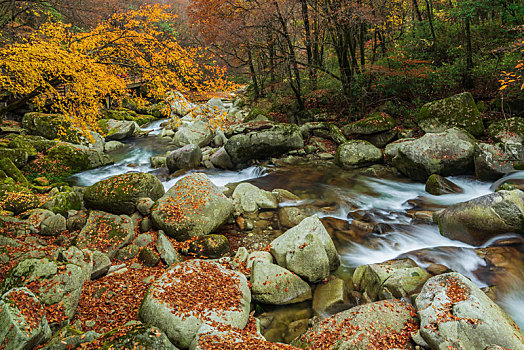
[0,0,523,126]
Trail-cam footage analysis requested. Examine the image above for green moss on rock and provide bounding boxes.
[416,92,484,137]
[341,112,396,136]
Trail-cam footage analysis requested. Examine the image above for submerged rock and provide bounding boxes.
[437,190,524,244]
[425,174,463,195]
[416,272,524,350]
[151,173,233,241]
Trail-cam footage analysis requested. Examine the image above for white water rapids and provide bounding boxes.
[69,120,524,328]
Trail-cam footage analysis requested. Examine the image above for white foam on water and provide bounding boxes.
[141,119,166,135]
[162,166,267,190]
[499,287,524,329]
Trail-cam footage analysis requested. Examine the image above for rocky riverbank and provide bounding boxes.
[0,91,524,349]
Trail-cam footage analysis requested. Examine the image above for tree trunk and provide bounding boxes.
[463,17,474,88]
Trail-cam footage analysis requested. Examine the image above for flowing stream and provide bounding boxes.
[70,120,524,328]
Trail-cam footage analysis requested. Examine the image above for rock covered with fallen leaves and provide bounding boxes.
[270,215,339,283]
[297,299,419,349]
[0,287,52,349]
[151,173,233,241]
[74,211,135,260]
[0,247,93,323]
[84,172,165,215]
[138,259,251,349]
[416,272,524,350]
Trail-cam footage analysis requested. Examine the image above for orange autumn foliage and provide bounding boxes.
[0,4,237,138]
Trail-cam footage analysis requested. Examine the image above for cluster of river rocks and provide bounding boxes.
[0,91,524,349]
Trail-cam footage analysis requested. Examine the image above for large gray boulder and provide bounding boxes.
[353,259,431,301]
[437,190,524,245]
[151,173,233,241]
[335,140,383,169]
[225,123,304,164]
[100,119,137,140]
[75,211,135,259]
[0,248,92,321]
[169,91,197,117]
[232,183,278,214]
[138,260,251,349]
[84,173,165,215]
[391,128,477,182]
[487,117,524,144]
[251,262,311,305]
[210,147,233,169]
[166,144,202,172]
[416,92,484,136]
[173,120,213,148]
[270,215,339,283]
[299,300,418,349]
[474,142,523,181]
[416,273,524,350]
[0,287,51,350]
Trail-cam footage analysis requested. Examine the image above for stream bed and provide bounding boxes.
[69,120,524,330]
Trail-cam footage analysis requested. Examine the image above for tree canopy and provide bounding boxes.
[0,4,236,135]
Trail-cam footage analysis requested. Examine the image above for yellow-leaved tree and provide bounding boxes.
[0,4,237,136]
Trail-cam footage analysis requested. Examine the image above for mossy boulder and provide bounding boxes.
[102,108,137,121]
[48,142,113,173]
[391,128,477,182]
[7,135,37,158]
[225,123,304,164]
[437,190,524,245]
[243,107,270,123]
[188,234,230,258]
[83,323,177,350]
[487,117,524,144]
[474,142,523,181]
[151,173,233,241]
[41,188,82,216]
[335,140,383,169]
[74,211,135,260]
[341,112,396,136]
[39,325,100,350]
[0,158,29,186]
[425,174,464,195]
[21,113,89,144]
[84,173,164,215]
[0,181,39,215]
[416,92,484,136]
[0,148,28,169]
